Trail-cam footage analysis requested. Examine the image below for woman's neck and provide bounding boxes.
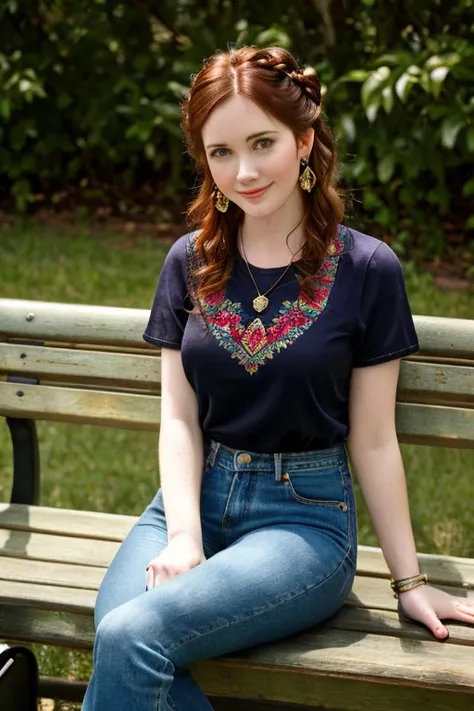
[240,196,306,268]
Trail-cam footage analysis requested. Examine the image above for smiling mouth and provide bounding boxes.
[238,184,272,198]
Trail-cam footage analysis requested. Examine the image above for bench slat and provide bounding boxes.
[0,343,161,389]
[395,402,474,447]
[1,603,473,655]
[1,382,473,445]
[398,361,474,404]
[0,606,95,649]
[3,617,474,711]
[2,300,474,358]
[1,538,472,615]
[0,593,473,689]
[193,658,474,710]
[329,605,474,645]
[0,381,161,430]
[357,545,474,587]
[1,538,473,594]
[1,505,474,587]
[0,557,105,589]
[2,555,472,609]
[0,299,149,348]
[2,344,473,404]
[1,568,472,647]
[348,577,474,612]
[0,579,96,613]
[238,626,474,688]
[0,529,118,568]
[414,315,474,360]
[0,503,137,541]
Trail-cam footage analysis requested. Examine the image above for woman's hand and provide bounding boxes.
[398,584,474,639]
[146,532,206,589]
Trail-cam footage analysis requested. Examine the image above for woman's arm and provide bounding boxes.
[145,347,205,589]
[159,347,204,549]
[347,359,474,638]
[347,359,419,580]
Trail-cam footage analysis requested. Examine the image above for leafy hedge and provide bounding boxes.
[0,0,473,253]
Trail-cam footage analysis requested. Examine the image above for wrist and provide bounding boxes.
[168,529,202,546]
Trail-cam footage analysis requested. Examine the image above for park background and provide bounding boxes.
[0,1,473,707]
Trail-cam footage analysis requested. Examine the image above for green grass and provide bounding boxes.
[1,220,474,706]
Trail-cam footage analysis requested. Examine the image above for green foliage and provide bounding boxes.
[0,1,473,253]
[330,0,474,253]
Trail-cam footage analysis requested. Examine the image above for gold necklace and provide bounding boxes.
[239,230,304,314]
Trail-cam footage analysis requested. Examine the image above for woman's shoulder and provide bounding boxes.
[166,230,200,260]
[339,225,402,274]
[158,231,201,279]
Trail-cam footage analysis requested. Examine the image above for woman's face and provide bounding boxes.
[202,95,313,219]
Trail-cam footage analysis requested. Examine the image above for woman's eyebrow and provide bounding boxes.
[206,130,279,150]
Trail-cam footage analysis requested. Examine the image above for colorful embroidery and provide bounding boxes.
[187,227,347,374]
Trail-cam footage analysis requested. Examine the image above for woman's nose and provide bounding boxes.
[236,158,259,184]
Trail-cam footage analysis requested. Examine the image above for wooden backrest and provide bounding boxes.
[1,298,473,448]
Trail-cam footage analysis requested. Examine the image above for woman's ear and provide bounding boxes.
[298,127,315,159]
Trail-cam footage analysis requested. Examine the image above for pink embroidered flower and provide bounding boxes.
[313,285,330,303]
[269,308,308,342]
[230,326,243,341]
[213,310,241,328]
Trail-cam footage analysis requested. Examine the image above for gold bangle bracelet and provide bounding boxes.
[390,573,429,593]
[391,574,422,587]
[391,575,429,599]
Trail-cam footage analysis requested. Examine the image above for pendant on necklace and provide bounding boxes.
[253,295,269,313]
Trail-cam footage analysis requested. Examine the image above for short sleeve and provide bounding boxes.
[353,241,419,367]
[142,235,190,349]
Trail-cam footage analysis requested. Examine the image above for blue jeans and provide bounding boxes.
[82,441,357,711]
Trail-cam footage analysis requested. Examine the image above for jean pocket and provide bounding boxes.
[282,465,348,511]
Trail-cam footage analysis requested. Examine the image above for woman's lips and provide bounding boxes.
[237,184,272,199]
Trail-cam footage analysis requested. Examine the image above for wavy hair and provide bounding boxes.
[181,45,344,301]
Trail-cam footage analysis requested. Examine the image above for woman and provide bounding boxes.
[82,45,474,711]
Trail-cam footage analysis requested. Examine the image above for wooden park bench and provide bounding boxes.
[0,297,473,710]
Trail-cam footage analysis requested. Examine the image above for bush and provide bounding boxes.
[324,0,474,255]
[0,1,472,253]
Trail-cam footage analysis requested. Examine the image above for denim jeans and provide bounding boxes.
[82,440,357,711]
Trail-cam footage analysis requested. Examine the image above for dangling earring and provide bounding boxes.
[214,187,229,213]
[299,158,317,193]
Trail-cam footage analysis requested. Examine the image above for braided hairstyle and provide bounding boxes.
[182,46,344,303]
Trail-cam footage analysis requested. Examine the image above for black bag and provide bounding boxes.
[0,644,38,711]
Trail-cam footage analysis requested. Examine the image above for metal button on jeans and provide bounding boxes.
[237,452,252,465]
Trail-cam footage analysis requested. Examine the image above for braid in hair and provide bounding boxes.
[253,51,321,107]
[287,69,321,105]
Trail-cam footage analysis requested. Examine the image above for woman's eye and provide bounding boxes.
[210,147,230,158]
[255,138,274,150]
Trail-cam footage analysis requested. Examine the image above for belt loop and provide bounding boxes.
[274,452,282,481]
[209,440,219,467]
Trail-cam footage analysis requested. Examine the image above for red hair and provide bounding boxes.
[181,45,344,301]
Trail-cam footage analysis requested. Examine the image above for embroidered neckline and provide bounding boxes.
[186,226,347,374]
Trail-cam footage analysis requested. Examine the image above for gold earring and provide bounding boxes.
[214,188,229,213]
[299,159,316,192]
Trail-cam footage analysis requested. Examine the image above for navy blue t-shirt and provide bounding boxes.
[143,225,419,453]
